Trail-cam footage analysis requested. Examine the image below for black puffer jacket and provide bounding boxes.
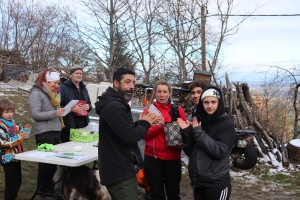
[181,86,236,187]
[181,114,235,187]
[60,79,92,128]
[95,87,151,186]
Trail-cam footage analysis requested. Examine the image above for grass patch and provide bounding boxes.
[0,88,98,199]
[0,89,38,199]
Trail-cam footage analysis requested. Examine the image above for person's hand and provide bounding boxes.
[21,132,30,138]
[153,117,165,127]
[24,124,31,129]
[140,112,159,125]
[56,108,65,116]
[192,117,201,128]
[177,118,190,129]
[82,104,90,111]
[71,105,83,114]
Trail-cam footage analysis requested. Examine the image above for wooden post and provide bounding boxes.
[282,111,286,144]
[201,5,206,71]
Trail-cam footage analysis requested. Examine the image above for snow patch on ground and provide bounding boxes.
[0,82,17,91]
[230,170,258,182]
[290,139,300,147]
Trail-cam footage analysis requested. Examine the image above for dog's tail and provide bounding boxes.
[52,166,63,184]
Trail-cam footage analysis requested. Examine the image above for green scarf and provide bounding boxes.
[42,82,65,128]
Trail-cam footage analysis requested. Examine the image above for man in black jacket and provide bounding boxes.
[60,65,92,143]
[95,67,158,200]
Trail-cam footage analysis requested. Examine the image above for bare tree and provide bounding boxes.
[125,0,167,83]
[0,0,75,70]
[268,65,300,139]
[259,65,300,139]
[206,0,260,85]
[156,0,204,83]
[52,35,99,71]
[258,74,290,139]
[63,0,262,83]
[68,0,131,82]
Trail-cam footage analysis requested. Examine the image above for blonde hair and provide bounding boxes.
[150,79,172,103]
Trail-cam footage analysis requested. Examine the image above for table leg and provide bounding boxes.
[30,163,41,200]
[60,166,67,199]
[30,163,67,200]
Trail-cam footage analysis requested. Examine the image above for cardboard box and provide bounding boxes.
[70,128,99,143]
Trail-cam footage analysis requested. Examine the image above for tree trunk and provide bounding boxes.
[242,83,253,107]
[254,120,274,150]
[293,84,300,139]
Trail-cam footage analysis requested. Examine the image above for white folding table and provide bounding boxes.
[15,141,98,200]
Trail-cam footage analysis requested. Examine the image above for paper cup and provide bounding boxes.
[74,146,82,152]
[23,128,31,138]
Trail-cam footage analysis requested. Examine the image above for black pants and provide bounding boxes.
[60,128,70,143]
[193,183,231,200]
[144,155,181,200]
[35,131,60,192]
[3,161,22,200]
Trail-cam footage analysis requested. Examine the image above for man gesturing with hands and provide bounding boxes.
[95,67,160,200]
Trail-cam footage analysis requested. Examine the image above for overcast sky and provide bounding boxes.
[207,0,300,82]
[54,0,299,83]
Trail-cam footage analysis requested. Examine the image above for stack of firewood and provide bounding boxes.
[223,73,289,168]
[0,50,27,65]
[0,50,27,75]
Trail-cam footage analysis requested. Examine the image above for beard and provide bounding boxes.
[118,86,133,101]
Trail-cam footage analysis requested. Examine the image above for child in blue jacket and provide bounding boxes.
[0,98,30,200]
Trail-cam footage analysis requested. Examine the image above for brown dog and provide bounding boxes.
[53,165,111,200]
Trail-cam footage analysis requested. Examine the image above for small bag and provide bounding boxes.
[164,122,182,146]
[75,100,88,116]
[0,149,14,166]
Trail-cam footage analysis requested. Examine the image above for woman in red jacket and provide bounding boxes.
[143,79,187,200]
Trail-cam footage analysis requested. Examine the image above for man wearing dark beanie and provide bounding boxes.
[59,65,92,143]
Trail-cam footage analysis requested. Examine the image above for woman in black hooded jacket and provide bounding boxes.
[177,86,236,200]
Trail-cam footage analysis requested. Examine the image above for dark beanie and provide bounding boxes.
[70,67,83,74]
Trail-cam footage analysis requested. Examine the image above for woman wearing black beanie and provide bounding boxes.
[177,86,236,200]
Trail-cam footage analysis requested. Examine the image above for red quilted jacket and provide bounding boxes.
[143,101,187,160]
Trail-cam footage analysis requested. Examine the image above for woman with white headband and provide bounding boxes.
[28,68,65,197]
[177,86,236,200]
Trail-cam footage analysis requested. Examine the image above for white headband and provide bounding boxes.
[201,88,220,101]
[45,71,60,82]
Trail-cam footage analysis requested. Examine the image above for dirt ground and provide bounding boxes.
[179,172,300,200]
[138,169,300,200]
